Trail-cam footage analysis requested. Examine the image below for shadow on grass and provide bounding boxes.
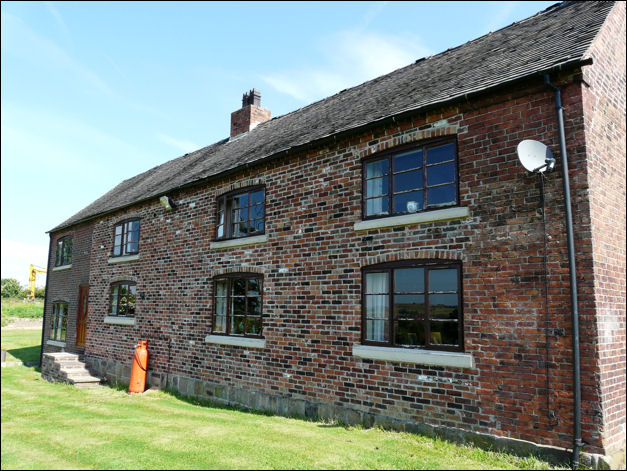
[7,345,41,365]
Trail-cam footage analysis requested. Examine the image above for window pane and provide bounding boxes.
[396,320,425,346]
[232,296,246,315]
[232,316,245,335]
[66,240,72,264]
[115,225,123,236]
[252,205,265,219]
[250,189,264,206]
[393,170,422,193]
[50,307,58,339]
[215,297,226,316]
[366,272,388,294]
[429,294,459,320]
[214,315,226,333]
[233,278,246,296]
[110,286,119,315]
[427,143,455,165]
[393,191,423,214]
[366,159,389,179]
[366,196,389,216]
[127,288,136,316]
[366,177,388,198]
[129,220,140,232]
[430,321,459,346]
[249,297,262,316]
[232,222,243,237]
[248,278,261,296]
[60,311,67,341]
[128,230,139,242]
[246,317,261,335]
[429,269,458,292]
[394,150,422,172]
[217,223,224,238]
[252,219,264,233]
[119,297,127,315]
[232,194,247,209]
[366,319,388,342]
[394,295,425,319]
[427,184,456,206]
[394,268,424,293]
[366,295,388,318]
[216,280,227,297]
[427,162,455,186]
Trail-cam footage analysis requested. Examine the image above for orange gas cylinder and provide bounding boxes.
[129,340,148,394]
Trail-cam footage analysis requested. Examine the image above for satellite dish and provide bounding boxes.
[516,140,555,173]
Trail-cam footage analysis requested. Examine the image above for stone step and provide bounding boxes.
[42,352,103,388]
[66,372,103,384]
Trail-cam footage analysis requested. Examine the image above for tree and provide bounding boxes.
[1,278,22,298]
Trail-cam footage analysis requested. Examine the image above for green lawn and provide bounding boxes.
[1,331,564,470]
[1,329,42,364]
[1,298,44,326]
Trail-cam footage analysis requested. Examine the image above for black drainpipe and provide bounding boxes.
[544,74,583,469]
[39,234,53,368]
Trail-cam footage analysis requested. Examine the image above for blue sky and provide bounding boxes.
[1,1,555,286]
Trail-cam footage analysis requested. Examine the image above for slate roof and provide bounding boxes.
[52,1,615,232]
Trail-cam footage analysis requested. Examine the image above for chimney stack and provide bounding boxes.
[230,88,271,139]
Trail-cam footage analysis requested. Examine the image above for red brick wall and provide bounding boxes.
[581,2,627,457]
[48,69,618,456]
[43,221,94,354]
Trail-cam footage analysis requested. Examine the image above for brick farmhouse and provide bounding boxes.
[41,2,625,467]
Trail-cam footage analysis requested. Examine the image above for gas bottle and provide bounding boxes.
[129,340,148,394]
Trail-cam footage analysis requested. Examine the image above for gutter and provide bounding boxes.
[49,57,593,234]
[544,73,583,470]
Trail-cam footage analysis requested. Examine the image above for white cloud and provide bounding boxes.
[1,239,49,287]
[157,134,200,154]
[485,1,520,33]
[1,11,113,96]
[261,29,431,103]
[44,1,72,44]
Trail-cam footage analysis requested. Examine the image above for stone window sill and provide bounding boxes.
[52,264,72,272]
[210,234,268,250]
[46,340,66,347]
[205,335,265,349]
[108,254,140,264]
[352,344,475,369]
[104,316,136,326]
[354,207,470,232]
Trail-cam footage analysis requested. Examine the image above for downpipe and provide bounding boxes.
[544,74,583,469]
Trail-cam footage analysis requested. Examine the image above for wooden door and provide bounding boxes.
[76,285,89,348]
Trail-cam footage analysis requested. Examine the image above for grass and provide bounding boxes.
[1,298,44,326]
[1,329,42,364]
[1,331,565,470]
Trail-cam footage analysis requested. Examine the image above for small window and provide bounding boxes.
[212,274,263,337]
[55,236,73,267]
[112,219,140,257]
[216,187,265,240]
[362,139,458,219]
[50,302,68,341]
[109,281,137,317]
[362,261,462,351]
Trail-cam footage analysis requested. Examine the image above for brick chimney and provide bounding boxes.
[230,89,271,139]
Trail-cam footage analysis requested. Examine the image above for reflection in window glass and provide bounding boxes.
[212,275,263,338]
[363,140,457,217]
[363,263,461,350]
[216,188,265,240]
